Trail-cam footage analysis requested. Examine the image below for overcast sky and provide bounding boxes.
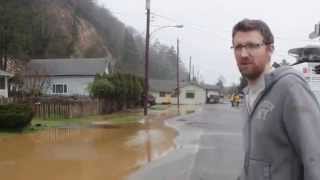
[96,0,320,85]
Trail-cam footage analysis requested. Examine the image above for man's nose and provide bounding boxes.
[239,48,249,57]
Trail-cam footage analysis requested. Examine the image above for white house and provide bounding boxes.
[24,57,113,96]
[150,79,210,105]
[0,70,13,98]
[175,83,207,105]
[149,79,177,104]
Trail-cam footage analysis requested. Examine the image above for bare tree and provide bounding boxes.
[22,66,51,96]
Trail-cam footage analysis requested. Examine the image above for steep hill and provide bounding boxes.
[0,0,188,80]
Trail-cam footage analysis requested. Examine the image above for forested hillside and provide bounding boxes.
[0,0,188,80]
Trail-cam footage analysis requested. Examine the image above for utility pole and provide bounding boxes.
[189,56,192,82]
[144,1,151,163]
[144,0,151,116]
[192,64,195,81]
[176,38,180,114]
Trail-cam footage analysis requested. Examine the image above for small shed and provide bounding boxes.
[149,79,177,104]
[149,80,207,105]
[176,83,207,105]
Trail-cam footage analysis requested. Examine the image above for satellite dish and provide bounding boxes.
[289,45,320,65]
[309,23,320,39]
[309,31,319,39]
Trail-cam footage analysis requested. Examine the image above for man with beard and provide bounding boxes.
[232,19,320,180]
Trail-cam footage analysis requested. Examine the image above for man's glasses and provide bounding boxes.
[231,43,266,53]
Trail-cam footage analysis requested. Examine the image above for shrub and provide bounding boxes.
[89,73,144,105]
[89,79,114,98]
[0,104,33,129]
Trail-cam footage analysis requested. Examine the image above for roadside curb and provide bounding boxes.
[128,105,204,180]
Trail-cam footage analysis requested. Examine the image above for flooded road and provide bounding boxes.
[0,108,179,180]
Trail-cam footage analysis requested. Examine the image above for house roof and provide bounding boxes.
[179,81,206,90]
[150,79,211,92]
[0,70,13,77]
[150,79,179,92]
[174,81,219,91]
[201,84,220,91]
[25,58,112,76]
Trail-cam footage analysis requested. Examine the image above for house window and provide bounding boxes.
[53,84,67,94]
[159,92,166,97]
[186,92,195,99]
[0,77,5,90]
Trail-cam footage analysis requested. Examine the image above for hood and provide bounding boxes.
[264,66,306,93]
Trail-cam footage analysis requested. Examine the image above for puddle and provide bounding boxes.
[0,111,178,180]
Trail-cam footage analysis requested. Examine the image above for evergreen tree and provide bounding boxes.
[0,0,189,80]
[0,0,34,70]
[116,28,142,75]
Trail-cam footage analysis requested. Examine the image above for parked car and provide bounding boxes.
[207,94,220,104]
[141,94,156,107]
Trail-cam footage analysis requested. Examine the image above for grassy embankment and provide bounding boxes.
[0,110,144,135]
[0,105,177,136]
[32,111,144,128]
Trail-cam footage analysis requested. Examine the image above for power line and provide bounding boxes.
[107,9,230,42]
[152,12,320,43]
[150,12,178,23]
[151,11,231,41]
[107,8,317,44]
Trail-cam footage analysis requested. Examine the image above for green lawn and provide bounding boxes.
[0,111,144,136]
[149,104,171,111]
[104,114,143,124]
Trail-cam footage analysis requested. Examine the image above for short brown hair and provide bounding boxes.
[232,19,274,45]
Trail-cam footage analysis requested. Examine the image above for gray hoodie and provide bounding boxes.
[240,66,320,180]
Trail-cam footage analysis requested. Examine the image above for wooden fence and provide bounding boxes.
[32,99,106,120]
[0,97,14,105]
[0,97,107,120]
[0,96,140,120]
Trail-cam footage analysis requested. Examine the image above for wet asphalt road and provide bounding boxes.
[128,103,244,180]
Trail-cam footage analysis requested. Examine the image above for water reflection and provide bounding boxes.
[0,116,177,180]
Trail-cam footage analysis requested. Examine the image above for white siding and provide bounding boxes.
[151,91,172,104]
[306,74,320,103]
[45,76,95,96]
[295,62,320,103]
[0,76,9,98]
[172,85,206,105]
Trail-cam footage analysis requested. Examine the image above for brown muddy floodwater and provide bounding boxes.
[0,110,178,180]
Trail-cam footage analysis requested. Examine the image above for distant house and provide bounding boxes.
[149,79,209,105]
[177,83,207,105]
[0,70,13,98]
[150,79,177,104]
[24,57,113,96]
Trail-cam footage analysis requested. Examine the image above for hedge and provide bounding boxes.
[0,104,33,129]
